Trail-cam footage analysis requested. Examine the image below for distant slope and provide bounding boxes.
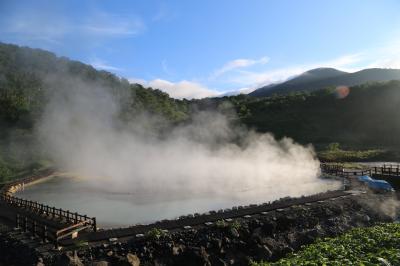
[213,80,400,148]
[250,67,400,97]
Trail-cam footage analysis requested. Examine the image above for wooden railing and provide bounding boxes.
[373,165,400,176]
[321,163,400,177]
[0,170,97,246]
[1,193,96,230]
[16,214,54,244]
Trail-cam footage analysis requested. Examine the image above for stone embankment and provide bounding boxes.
[0,168,55,195]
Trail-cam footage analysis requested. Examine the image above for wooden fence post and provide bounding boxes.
[93,217,97,232]
[42,225,47,243]
[16,214,20,228]
[32,220,36,236]
[23,217,28,232]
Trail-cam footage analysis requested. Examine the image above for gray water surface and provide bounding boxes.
[15,175,341,227]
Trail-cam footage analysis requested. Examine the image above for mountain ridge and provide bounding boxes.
[250,67,400,97]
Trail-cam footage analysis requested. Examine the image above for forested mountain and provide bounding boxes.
[250,67,400,97]
[191,80,400,149]
[233,80,400,147]
[0,43,190,130]
[0,42,190,180]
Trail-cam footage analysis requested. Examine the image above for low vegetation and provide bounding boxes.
[318,143,385,162]
[145,228,168,240]
[318,149,384,162]
[252,223,400,266]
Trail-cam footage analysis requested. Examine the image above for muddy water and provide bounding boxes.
[15,175,341,227]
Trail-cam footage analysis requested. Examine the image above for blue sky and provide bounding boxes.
[1,0,400,99]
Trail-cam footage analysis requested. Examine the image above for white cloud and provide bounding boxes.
[128,77,147,84]
[90,58,123,72]
[225,53,364,88]
[368,58,400,69]
[130,79,220,99]
[1,10,69,44]
[0,8,145,45]
[126,54,365,99]
[152,4,175,22]
[221,87,257,97]
[212,56,270,78]
[362,40,400,69]
[82,12,145,37]
[161,59,173,75]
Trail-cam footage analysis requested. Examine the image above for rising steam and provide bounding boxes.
[36,77,328,202]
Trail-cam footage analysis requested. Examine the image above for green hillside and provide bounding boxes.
[226,80,400,148]
[0,43,189,182]
[0,43,189,128]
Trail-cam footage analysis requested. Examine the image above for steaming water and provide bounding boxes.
[15,175,341,227]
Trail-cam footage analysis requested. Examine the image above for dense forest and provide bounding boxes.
[0,43,190,181]
[226,80,400,148]
[1,42,400,181]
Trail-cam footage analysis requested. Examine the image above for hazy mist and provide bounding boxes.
[36,76,328,202]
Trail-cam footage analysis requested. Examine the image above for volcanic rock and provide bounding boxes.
[57,251,84,266]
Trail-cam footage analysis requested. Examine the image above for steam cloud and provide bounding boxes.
[36,77,330,202]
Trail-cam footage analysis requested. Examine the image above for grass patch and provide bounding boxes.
[318,149,386,162]
[252,223,400,266]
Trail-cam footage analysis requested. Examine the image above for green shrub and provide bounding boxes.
[327,142,340,151]
[229,220,241,230]
[215,220,227,228]
[252,223,400,265]
[145,228,167,240]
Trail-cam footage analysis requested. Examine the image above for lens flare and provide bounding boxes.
[335,86,350,99]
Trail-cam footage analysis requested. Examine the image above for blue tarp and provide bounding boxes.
[358,175,373,182]
[366,179,394,191]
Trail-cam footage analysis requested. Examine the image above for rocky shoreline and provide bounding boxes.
[1,191,397,266]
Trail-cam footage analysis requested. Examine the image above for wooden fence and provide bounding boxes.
[0,170,97,247]
[320,164,372,177]
[321,163,400,178]
[2,192,97,246]
[1,193,96,229]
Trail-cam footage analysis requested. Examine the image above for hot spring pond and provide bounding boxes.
[15,175,341,227]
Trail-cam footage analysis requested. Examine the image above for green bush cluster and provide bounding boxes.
[318,148,385,162]
[215,220,227,228]
[145,228,167,240]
